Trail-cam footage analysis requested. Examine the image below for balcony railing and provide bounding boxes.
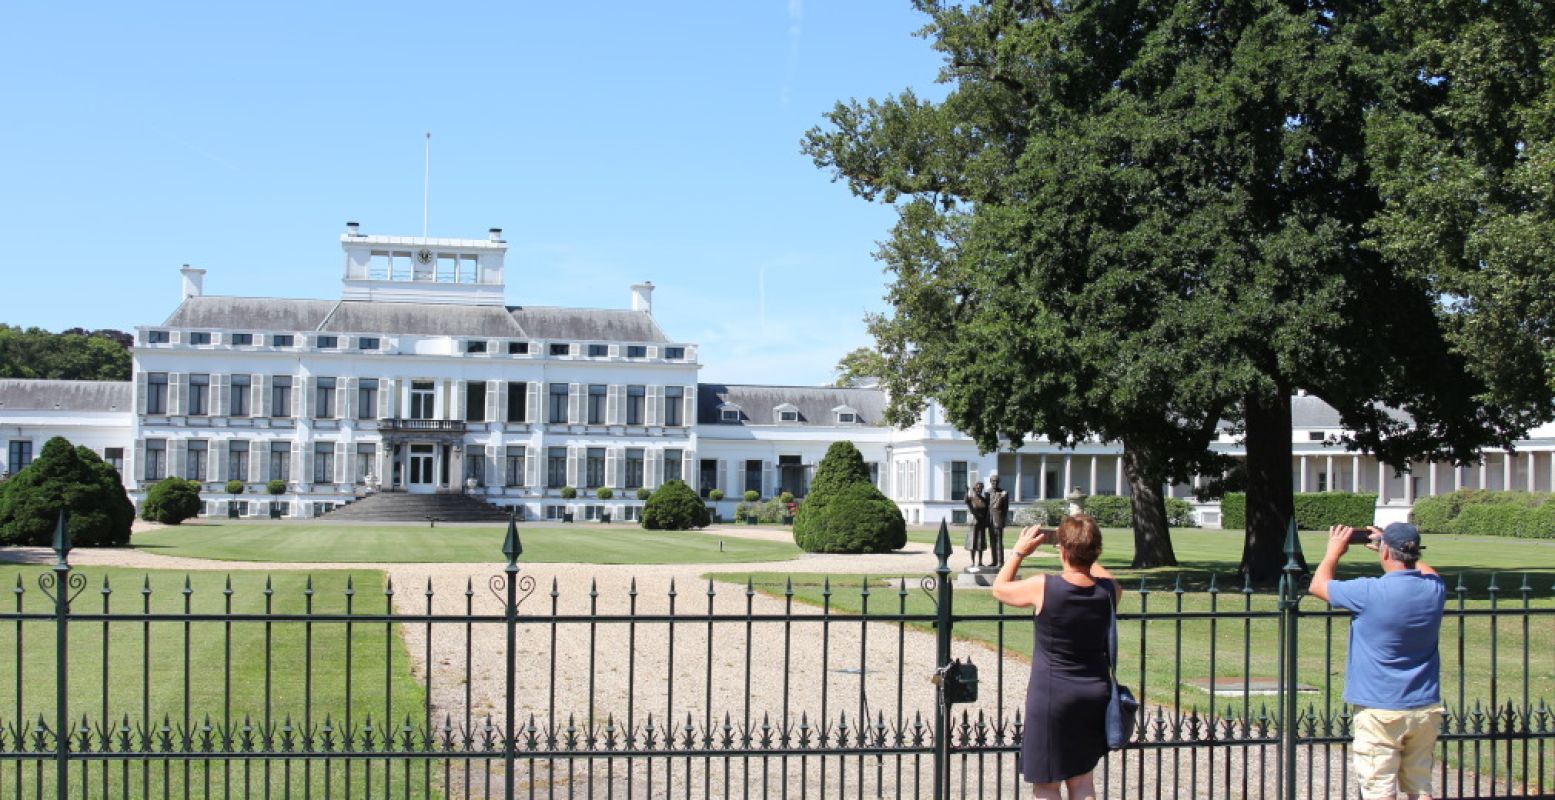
[380,418,467,433]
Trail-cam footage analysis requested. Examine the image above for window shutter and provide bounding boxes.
[683,385,696,427]
[292,381,303,420]
[487,444,502,487]
[606,385,622,425]
[336,442,350,484]
[716,459,728,492]
[941,464,951,501]
[455,381,468,421]
[303,377,317,419]
[168,373,186,416]
[647,346,658,358]
[378,379,393,420]
[646,450,660,489]
[526,382,540,423]
[133,440,146,482]
[488,381,502,425]
[606,448,621,488]
[258,376,272,418]
[566,446,580,488]
[763,461,775,498]
[250,443,265,483]
[527,448,542,487]
[292,441,306,487]
[341,378,356,420]
[209,374,225,418]
[646,386,661,426]
[170,439,188,479]
[211,440,228,482]
[969,466,980,490]
[134,372,149,415]
[568,383,583,424]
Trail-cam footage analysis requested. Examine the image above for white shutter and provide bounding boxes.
[716,459,728,493]
[211,440,228,482]
[683,385,697,428]
[526,382,540,424]
[568,383,583,424]
[566,446,580,488]
[606,447,621,488]
[250,443,265,483]
[170,439,188,480]
[528,446,542,487]
[303,377,317,419]
[335,442,350,484]
[341,378,356,420]
[763,461,775,499]
[487,444,502,486]
[378,379,393,420]
[646,386,661,426]
[292,381,303,420]
[134,372,149,415]
[606,385,622,425]
[292,441,306,487]
[168,373,186,416]
[455,381,468,421]
[646,450,661,489]
[969,466,980,490]
[209,374,225,419]
[133,440,146,482]
[487,381,501,425]
[941,464,951,501]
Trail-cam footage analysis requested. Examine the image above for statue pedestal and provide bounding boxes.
[955,565,999,588]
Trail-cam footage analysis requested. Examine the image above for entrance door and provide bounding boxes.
[408,444,436,493]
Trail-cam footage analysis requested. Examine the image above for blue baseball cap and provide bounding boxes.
[1380,522,1424,557]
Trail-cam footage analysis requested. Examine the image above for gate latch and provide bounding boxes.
[933,659,978,704]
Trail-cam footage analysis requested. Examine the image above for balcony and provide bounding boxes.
[381,419,467,433]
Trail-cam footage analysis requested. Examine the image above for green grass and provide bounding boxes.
[0,566,434,798]
[131,521,802,564]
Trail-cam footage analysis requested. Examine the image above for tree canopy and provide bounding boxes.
[0,324,132,381]
[804,0,1555,579]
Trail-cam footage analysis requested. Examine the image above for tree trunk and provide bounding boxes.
[1121,438,1177,568]
[1239,390,1305,583]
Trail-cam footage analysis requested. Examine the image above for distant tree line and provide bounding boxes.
[0,324,132,381]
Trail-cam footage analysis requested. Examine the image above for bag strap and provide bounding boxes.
[1105,578,1119,684]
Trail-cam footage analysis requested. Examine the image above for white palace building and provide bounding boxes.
[5,223,1555,527]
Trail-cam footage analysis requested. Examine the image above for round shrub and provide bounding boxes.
[225,479,246,495]
[560,486,578,499]
[709,489,725,502]
[140,478,202,525]
[635,487,651,501]
[595,487,614,500]
[743,490,760,503]
[0,437,133,547]
[641,480,710,530]
[1164,498,1197,528]
[779,491,795,505]
[792,441,906,553]
[266,480,287,495]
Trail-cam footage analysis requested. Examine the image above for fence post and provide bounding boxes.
[500,512,522,800]
[1277,518,1303,800]
[49,510,72,800]
[931,519,953,800]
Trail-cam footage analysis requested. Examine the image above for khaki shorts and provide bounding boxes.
[1352,704,1445,799]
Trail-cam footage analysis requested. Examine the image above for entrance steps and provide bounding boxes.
[317,491,512,523]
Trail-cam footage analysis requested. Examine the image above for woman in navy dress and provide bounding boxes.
[992,515,1119,800]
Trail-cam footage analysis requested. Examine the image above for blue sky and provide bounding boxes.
[0,2,945,385]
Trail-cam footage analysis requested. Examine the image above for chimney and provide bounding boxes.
[180,265,206,299]
[346,221,361,236]
[489,227,504,242]
[630,281,655,314]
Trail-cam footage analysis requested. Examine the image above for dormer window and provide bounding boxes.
[147,330,170,344]
[833,404,860,425]
[774,403,800,424]
[587,344,609,357]
[466,340,487,354]
[719,403,742,423]
[550,343,570,356]
[780,410,799,422]
[316,335,338,349]
[188,332,211,345]
[231,333,254,346]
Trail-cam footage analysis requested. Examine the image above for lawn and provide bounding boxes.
[0,566,435,799]
[131,521,802,564]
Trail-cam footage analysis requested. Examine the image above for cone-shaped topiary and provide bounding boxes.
[792,440,905,553]
[141,478,202,525]
[0,437,134,547]
[641,479,710,530]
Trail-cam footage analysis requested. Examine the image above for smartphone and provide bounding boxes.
[1347,527,1376,545]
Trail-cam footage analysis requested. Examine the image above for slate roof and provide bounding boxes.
[1291,394,1344,428]
[510,308,669,342]
[0,380,132,412]
[157,297,673,342]
[698,384,888,427]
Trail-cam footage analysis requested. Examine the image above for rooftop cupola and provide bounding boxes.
[339,221,508,306]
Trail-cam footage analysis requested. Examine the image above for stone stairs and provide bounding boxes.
[318,491,512,523]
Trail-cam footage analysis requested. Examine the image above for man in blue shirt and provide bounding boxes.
[1310,521,1446,800]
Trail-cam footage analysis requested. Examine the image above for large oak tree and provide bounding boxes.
[804,0,1554,579]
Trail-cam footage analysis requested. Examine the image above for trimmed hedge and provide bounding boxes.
[141,478,203,525]
[1014,496,1196,527]
[641,479,709,530]
[735,498,786,524]
[1411,490,1555,538]
[0,437,134,547]
[1219,492,1377,530]
[793,441,905,553]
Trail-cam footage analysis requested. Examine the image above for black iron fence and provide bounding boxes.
[0,517,1551,799]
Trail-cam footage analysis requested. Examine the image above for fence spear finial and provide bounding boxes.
[51,508,70,566]
[502,509,522,567]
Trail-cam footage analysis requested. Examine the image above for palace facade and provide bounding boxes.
[4,223,1555,528]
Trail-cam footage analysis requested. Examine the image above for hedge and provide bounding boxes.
[1014,496,1196,527]
[1411,490,1555,538]
[0,437,134,547]
[793,441,905,553]
[141,478,203,525]
[1219,492,1377,530]
[641,480,709,530]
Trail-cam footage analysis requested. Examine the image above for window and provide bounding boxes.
[104,447,124,473]
[505,446,526,487]
[625,449,644,489]
[779,409,799,423]
[229,374,251,416]
[587,384,606,425]
[7,440,33,474]
[144,440,166,481]
[547,447,567,488]
[228,441,248,482]
[508,341,529,355]
[466,340,488,354]
[146,373,169,414]
[355,443,375,484]
[1308,431,1326,441]
[271,376,293,417]
[664,346,685,359]
[187,440,208,481]
[950,461,969,501]
[465,453,486,486]
[665,386,683,426]
[549,343,570,356]
[313,442,334,483]
[189,332,211,345]
[188,374,209,416]
[720,408,741,423]
[698,459,718,498]
[585,448,605,488]
[587,344,609,357]
[358,336,380,350]
[838,411,858,424]
[230,333,253,346]
[745,459,762,495]
[626,385,645,425]
[358,379,378,419]
[548,383,569,423]
[269,442,290,482]
[466,382,487,422]
[506,382,527,423]
[664,449,683,483]
[315,378,336,419]
[146,330,170,344]
[410,381,435,420]
[316,335,338,349]
[272,334,294,347]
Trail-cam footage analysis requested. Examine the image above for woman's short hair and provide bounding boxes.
[1056,514,1103,568]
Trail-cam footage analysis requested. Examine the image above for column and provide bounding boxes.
[1038,455,1048,500]
[1454,463,1463,491]
[1089,456,1099,495]
[1326,456,1335,493]
[1480,460,1489,490]
[1404,462,1415,504]
[1299,456,1309,493]
[1428,462,1438,497]
[1014,454,1024,502]
[1503,452,1514,492]
[1378,461,1389,504]
[1114,457,1124,496]
[1063,455,1073,495]
[1352,455,1361,492]
[1527,452,1537,492]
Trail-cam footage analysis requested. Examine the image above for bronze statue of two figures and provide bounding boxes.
[963,475,1010,569]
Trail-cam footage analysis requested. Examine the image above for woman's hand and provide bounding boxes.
[1013,525,1048,557]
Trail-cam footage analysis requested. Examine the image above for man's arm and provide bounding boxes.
[1309,525,1359,602]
